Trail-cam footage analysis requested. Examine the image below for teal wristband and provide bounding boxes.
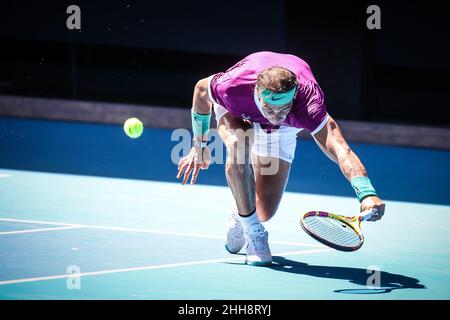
[191,110,211,139]
[351,176,378,202]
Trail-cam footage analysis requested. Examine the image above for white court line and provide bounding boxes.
[0,174,11,178]
[0,248,331,286]
[0,218,77,227]
[0,217,324,248]
[0,226,83,235]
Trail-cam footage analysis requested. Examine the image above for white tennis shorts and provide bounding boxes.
[213,103,302,163]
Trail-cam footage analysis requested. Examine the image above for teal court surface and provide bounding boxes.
[0,116,449,299]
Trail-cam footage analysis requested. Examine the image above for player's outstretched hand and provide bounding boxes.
[360,196,385,222]
[177,147,211,185]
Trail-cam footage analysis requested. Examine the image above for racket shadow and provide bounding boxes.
[269,256,426,295]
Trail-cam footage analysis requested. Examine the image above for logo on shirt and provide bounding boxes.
[242,114,250,120]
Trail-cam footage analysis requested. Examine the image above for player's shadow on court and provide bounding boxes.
[267,256,426,294]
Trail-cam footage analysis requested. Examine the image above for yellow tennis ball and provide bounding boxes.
[123,117,143,138]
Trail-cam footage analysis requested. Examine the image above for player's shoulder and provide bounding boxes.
[241,51,302,62]
[244,51,312,74]
[244,51,298,59]
[223,51,304,77]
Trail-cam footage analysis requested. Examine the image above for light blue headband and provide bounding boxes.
[259,86,297,106]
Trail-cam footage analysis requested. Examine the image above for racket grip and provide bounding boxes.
[361,208,378,221]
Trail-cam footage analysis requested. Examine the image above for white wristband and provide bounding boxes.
[192,140,208,148]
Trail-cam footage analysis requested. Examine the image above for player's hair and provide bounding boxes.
[256,66,298,93]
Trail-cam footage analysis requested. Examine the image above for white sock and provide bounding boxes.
[237,209,261,231]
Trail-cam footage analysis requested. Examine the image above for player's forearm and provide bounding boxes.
[324,120,368,181]
[325,124,379,201]
[192,79,212,114]
[335,148,368,182]
[336,147,380,203]
[322,130,378,203]
[191,78,213,142]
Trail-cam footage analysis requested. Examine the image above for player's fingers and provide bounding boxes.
[177,158,185,171]
[375,204,385,220]
[191,164,201,185]
[177,158,192,179]
[201,162,209,170]
[176,167,183,179]
[182,163,194,185]
[178,156,190,172]
[176,162,187,179]
[369,207,381,221]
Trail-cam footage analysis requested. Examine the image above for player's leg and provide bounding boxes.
[214,105,300,266]
[216,109,274,265]
[250,123,300,221]
[211,103,252,255]
[217,113,255,216]
[252,155,291,222]
[235,124,298,265]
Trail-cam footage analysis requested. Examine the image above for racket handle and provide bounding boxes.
[361,208,378,221]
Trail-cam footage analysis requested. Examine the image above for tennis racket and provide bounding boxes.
[300,209,377,251]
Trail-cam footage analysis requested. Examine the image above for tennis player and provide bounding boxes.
[177,51,385,266]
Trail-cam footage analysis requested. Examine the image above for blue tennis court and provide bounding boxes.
[0,117,449,299]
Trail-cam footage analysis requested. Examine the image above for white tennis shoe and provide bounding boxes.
[244,223,272,266]
[225,211,246,254]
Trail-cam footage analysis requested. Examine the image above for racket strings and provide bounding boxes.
[303,216,361,248]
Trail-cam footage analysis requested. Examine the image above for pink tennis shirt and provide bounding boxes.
[208,51,329,134]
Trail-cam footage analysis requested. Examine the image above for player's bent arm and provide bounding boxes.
[312,116,367,182]
[313,116,385,221]
[191,77,214,143]
[176,78,214,185]
[193,78,213,115]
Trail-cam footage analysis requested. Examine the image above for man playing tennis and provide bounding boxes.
[177,51,385,266]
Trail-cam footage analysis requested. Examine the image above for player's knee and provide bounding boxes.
[225,162,251,180]
[225,136,251,165]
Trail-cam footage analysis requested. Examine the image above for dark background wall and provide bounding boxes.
[0,0,448,127]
